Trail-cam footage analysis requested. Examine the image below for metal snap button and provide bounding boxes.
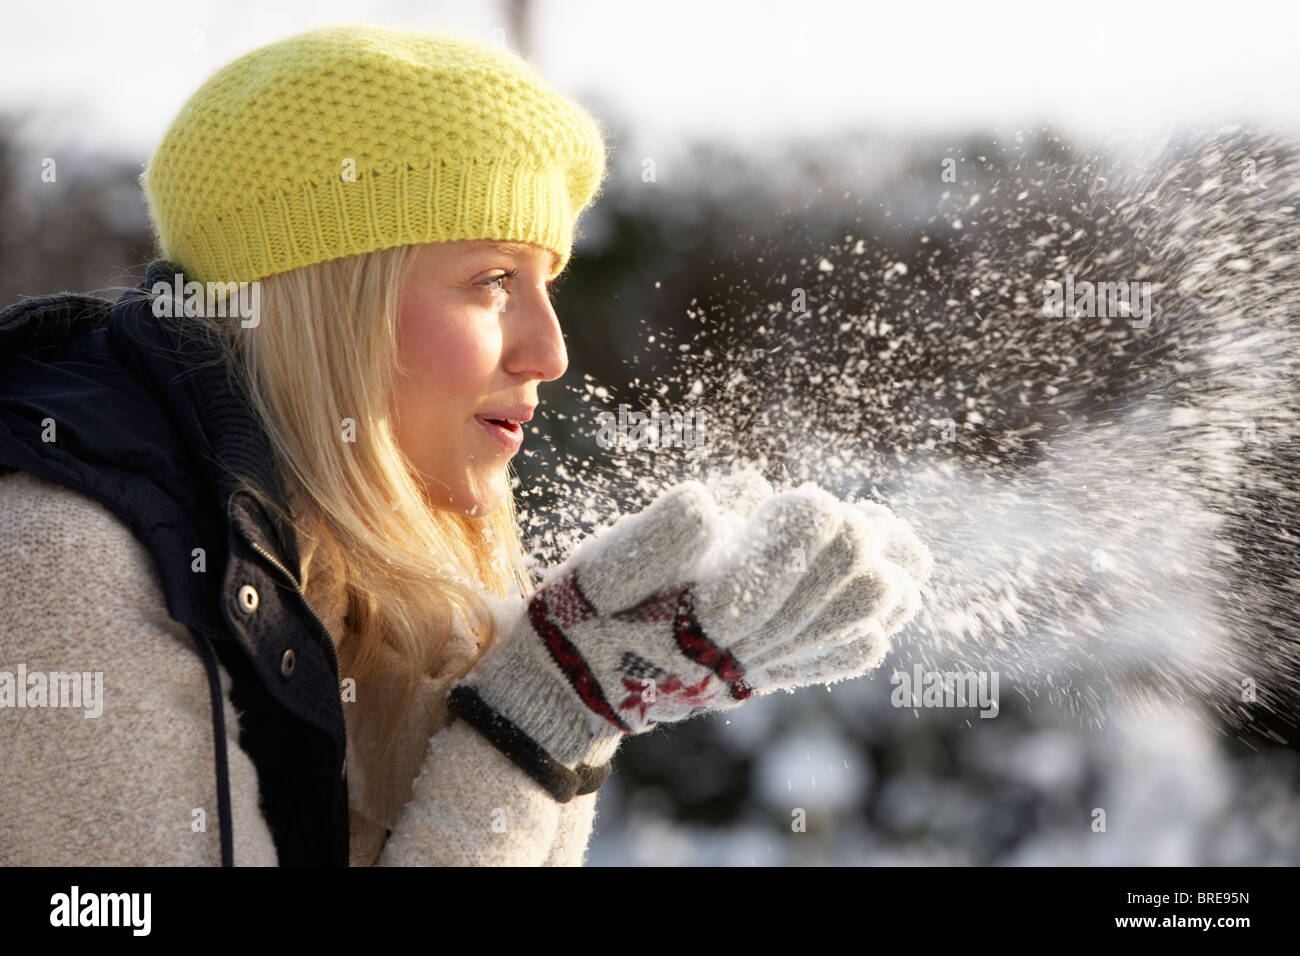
[280,649,296,677]
[238,584,259,613]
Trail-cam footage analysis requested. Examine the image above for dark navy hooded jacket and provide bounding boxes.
[0,260,349,865]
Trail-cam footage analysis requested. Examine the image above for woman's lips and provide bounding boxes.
[474,414,523,453]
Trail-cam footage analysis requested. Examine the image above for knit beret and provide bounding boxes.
[140,24,610,285]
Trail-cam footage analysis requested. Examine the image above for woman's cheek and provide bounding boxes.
[438,316,502,390]
[402,314,467,385]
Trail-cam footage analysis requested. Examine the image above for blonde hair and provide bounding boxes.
[167,243,537,764]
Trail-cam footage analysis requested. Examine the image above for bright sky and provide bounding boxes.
[3,0,1299,167]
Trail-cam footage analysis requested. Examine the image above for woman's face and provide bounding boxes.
[392,239,567,516]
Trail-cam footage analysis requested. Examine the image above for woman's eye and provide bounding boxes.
[481,268,518,294]
[477,268,560,303]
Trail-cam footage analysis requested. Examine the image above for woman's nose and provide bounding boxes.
[505,282,567,382]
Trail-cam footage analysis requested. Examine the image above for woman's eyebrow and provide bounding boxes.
[480,241,560,272]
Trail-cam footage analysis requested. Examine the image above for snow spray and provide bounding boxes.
[514,127,1300,740]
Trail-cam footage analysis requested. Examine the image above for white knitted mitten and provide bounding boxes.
[448,471,932,800]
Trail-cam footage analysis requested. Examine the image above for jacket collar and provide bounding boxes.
[108,259,303,575]
[0,259,305,628]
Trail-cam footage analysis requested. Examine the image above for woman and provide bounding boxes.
[0,24,931,866]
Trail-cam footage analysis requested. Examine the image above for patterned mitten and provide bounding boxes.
[448,472,932,801]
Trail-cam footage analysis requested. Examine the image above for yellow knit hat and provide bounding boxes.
[141,24,610,284]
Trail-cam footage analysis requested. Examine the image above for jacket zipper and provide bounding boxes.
[246,539,342,686]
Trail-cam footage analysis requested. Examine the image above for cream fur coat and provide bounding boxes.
[0,470,601,865]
